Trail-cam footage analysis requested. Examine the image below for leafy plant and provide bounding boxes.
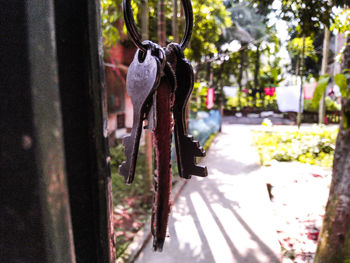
[191,81,210,113]
[110,143,152,206]
[335,72,349,98]
[253,126,338,168]
[110,143,153,259]
[288,37,318,63]
[312,70,350,127]
[101,0,123,47]
[311,74,330,109]
[185,0,232,61]
[225,91,278,111]
[304,97,340,112]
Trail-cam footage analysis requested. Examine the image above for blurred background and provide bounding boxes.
[101,0,350,262]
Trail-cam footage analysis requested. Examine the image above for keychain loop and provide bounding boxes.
[123,0,193,52]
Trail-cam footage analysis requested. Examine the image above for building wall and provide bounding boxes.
[105,43,136,137]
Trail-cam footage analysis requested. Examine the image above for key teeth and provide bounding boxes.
[200,166,208,177]
[197,146,206,157]
[180,165,208,179]
[191,165,208,178]
[122,135,131,148]
[119,135,134,184]
[153,237,165,252]
[118,162,130,184]
[185,135,205,157]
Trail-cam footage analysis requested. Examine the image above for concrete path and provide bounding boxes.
[135,123,281,263]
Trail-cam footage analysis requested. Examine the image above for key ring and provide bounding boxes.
[123,0,193,52]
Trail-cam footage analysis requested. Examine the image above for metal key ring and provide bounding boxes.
[122,0,193,52]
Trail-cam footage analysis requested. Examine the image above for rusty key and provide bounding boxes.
[119,47,162,184]
[167,43,207,179]
[152,61,177,252]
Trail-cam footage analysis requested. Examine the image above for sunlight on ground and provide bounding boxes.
[190,191,235,263]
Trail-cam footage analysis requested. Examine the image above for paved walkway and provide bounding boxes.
[135,122,281,263]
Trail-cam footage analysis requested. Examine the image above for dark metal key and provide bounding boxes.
[167,43,208,179]
[119,48,162,184]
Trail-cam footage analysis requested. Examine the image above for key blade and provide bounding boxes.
[118,48,161,184]
[144,93,157,132]
[119,136,135,184]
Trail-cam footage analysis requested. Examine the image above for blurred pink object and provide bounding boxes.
[206,88,215,109]
[304,82,317,99]
[264,87,276,96]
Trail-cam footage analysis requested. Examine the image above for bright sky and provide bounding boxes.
[268,0,291,68]
[221,0,291,68]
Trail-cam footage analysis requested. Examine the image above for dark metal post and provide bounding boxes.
[54,0,114,262]
[0,1,76,262]
[1,0,113,262]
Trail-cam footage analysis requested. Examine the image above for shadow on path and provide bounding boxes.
[135,124,281,263]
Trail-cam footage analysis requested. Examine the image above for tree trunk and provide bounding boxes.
[158,0,166,46]
[141,0,149,41]
[254,45,260,90]
[218,61,225,132]
[343,34,350,69]
[314,110,350,263]
[254,43,260,106]
[297,37,305,128]
[295,57,299,85]
[314,33,350,263]
[238,44,246,109]
[172,0,178,43]
[141,0,153,188]
[318,27,330,124]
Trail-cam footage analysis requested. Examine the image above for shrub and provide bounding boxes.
[253,126,338,167]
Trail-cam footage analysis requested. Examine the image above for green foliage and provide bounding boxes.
[101,0,231,63]
[185,0,232,61]
[110,143,153,259]
[101,0,123,47]
[226,92,248,109]
[312,74,330,109]
[288,37,318,62]
[224,2,266,43]
[304,97,340,112]
[191,81,210,112]
[225,91,278,111]
[110,144,152,205]
[253,126,338,167]
[250,0,349,37]
[336,70,350,129]
[331,9,350,34]
[260,56,284,87]
[335,73,349,98]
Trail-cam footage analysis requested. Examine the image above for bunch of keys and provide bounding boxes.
[120,0,208,251]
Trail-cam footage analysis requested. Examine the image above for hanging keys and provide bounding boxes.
[122,0,207,252]
[167,43,208,179]
[119,47,162,184]
[144,42,170,132]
